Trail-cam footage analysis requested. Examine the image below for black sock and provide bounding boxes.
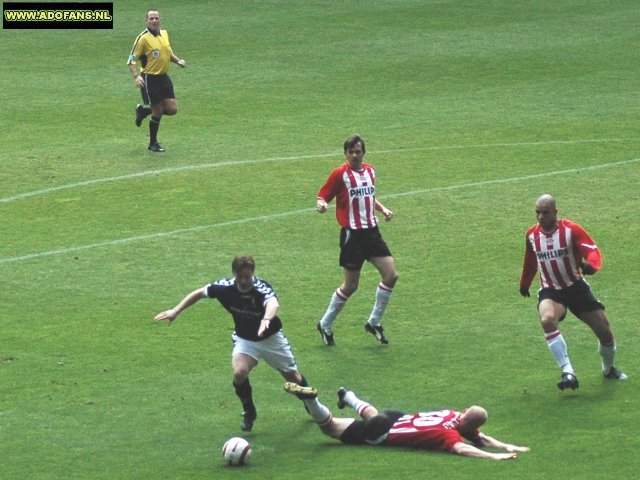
[149,116,161,144]
[298,375,309,387]
[233,379,256,416]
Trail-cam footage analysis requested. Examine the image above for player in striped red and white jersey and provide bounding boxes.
[284,383,529,460]
[519,194,627,390]
[315,135,399,346]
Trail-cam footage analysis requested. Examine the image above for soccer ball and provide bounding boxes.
[222,437,251,466]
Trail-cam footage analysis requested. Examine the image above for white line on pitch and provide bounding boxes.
[1,157,638,265]
[1,137,637,205]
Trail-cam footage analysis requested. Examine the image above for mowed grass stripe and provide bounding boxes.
[2,137,637,205]
[2,156,638,265]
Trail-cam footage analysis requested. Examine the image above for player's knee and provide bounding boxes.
[597,326,614,345]
[342,281,359,296]
[384,271,399,288]
[233,369,250,384]
[539,314,558,330]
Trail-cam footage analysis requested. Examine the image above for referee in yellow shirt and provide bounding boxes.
[127,9,186,152]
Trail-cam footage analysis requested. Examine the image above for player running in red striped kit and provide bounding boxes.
[315,134,399,346]
[283,383,529,460]
[519,194,628,390]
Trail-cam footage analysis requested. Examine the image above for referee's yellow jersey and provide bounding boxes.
[128,29,173,75]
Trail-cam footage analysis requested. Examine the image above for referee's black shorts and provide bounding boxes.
[140,73,175,105]
[538,278,605,319]
[339,226,392,271]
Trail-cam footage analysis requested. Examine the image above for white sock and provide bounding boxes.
[319,288,348,333]
[367,283,392,326]
[545,331,574,373]
[342,390,372,418]
[302,398,332,425]
[598,341,616,373]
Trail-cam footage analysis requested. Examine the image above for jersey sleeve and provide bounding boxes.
[128,34,146,65]
[204,283,219,299]
[164,30,173,53]
[519,231,538,288]
[254,278,277,305]
[317,167,343,203]
[568,221,602,271]
[434,429,465,451]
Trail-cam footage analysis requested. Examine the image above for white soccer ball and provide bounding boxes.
[222,437,251,466]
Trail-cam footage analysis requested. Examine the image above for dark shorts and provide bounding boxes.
[339,409,404,445]
[538,278,605,320]
[339,226,392,271]
[140,73,175,105]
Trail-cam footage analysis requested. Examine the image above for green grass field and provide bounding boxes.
[1,1,638,478]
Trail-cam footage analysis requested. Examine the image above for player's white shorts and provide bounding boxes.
[231,331,299,372]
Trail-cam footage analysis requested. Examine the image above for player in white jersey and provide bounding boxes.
[315,134,399,346]
[519,194,628,390]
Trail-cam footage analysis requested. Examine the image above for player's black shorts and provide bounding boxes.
[339,409,404,445]
[339,226,392,271]
[538,278,605,319]
[140,73,175,105]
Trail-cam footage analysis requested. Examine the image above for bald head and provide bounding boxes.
[458,405,488,433]
[535,194,559,232]
[536,194,557,209]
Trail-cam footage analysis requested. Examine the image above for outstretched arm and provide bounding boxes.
[154,288,207,326]
[476,433,530,453]
[452,442,518,460]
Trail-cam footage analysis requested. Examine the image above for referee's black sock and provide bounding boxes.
[149,116,161,144]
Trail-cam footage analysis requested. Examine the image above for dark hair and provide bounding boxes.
[231,255,256,273]
[343,134,366,153]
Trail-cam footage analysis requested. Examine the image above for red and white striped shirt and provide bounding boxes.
[318,162,378,229]
[520,219,602,290]
[383,410,481,452]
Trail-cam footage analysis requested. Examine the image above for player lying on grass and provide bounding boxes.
[284,383,530,460]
